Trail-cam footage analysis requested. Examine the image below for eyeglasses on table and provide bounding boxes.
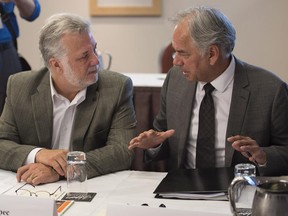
[15,183,62,199]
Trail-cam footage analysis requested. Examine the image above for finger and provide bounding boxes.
[239,140,257,153]
[128,143,135,150]
[129,137,139,145]
[227,135,241,142]
[51,160,65,176]
[58,156,67,175]
[141,129,158,137]
[147,129,156,134]
[128,141,141,150]
[16,165,30,182]
[31,175,42,186]
[162,129,175,139]
[25,175,35,185]
[231,139,253,151]
[227,135,251,142]
[48,151,68,176]
[139,132,150,139]
[23,170,35,182]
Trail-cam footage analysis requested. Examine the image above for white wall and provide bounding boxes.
[17,0,288,81]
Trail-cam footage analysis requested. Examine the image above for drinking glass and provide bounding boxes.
[234,163,256,177]
[66,151,87,197]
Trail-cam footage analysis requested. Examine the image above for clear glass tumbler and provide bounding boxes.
[66,151,87,197]
[234,163,256,177]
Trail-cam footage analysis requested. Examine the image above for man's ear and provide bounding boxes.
[208,45,220,65]
[49,58,63,73]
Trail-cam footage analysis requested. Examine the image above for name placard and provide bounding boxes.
[0,195,57,216]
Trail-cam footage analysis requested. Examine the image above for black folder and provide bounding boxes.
[153,167,234,200]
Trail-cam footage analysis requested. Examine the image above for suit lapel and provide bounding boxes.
[31,70,99,150]
[71,83,99,151]
[31,70,53,148]
[225,58,250,166]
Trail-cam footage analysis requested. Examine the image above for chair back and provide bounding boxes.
[160,43,174,73]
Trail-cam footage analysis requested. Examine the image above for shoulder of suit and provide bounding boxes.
[8,68,50,93]
[10,67,49,82]
[236,58,284,84]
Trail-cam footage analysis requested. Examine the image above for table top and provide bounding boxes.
[122,73,166,87]
[0,169,235,216]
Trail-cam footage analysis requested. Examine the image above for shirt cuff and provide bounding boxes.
[257,161,267,167]
[24,147,43,165]
[146,143,162,158]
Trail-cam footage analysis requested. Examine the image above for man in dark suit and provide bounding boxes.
[129,6,288,176]
[0,13,136,185]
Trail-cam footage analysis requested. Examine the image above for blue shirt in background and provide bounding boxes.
[0,0,41,43]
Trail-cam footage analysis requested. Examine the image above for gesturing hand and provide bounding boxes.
[228,135,267,165]
[35,149,69,177]
[128,129,175,150]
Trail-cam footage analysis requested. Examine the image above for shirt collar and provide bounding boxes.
[199,56,235,93]
[50,75,87,106]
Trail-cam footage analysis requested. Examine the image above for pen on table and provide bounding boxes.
[245,151,259,166]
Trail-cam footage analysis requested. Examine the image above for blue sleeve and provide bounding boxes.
[24,0,41,21]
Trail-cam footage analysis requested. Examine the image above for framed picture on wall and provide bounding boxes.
[89,0,161,16]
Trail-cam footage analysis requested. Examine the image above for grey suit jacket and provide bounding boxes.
[150,57,288,176]
[0,67,137,178]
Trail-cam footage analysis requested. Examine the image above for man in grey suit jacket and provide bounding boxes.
[0,13,136,185]
[129,6,288,176]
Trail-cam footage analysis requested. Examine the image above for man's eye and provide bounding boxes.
[173,52,191,59]
[81,54,88,59]
[180,52,190,57]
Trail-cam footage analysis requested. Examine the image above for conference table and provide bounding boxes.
[0,169,236,216]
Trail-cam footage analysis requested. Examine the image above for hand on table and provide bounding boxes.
[16,163,60,185]
[228,135,267,165]
[35,149,68,177]
[128,129,175,150]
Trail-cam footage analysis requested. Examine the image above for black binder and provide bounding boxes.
[153,167,234,200]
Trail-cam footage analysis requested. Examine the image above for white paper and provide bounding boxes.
[0,170,17,194]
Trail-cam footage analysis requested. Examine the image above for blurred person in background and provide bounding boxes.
[0,0,41,114]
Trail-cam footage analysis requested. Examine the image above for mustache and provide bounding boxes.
[87,66,98,73]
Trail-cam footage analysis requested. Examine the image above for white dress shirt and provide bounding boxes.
[24,76,86,164]
[185,57,235,168]
[50,80,86,150]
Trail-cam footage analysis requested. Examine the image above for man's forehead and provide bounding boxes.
[61,32,96,46]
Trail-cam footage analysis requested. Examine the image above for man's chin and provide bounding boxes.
[89,70,98,79]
